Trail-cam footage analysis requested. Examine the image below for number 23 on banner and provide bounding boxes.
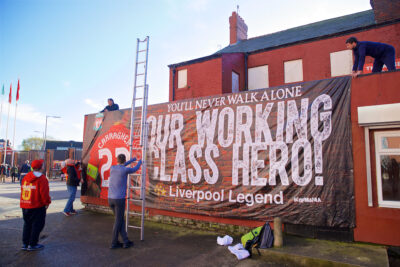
[98,147,130,187]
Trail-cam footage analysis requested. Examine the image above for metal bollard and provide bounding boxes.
[273,217,283,247]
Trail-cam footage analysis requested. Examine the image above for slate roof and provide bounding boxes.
[215,10,376,55]
[169,10,376,68]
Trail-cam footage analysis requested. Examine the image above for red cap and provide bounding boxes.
[31,159,44,170]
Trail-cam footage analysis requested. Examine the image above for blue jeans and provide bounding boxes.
[64,185,77,213]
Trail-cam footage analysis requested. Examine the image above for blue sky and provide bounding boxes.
[0,0,371,149]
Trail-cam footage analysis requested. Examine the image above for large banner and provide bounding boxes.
[82,76,354,228]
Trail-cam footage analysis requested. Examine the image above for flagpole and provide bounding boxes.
[11,80,19,168]
[3,84,11,165]
[11,102,17,167]
[3,98,11,165]
[0,85,4,135]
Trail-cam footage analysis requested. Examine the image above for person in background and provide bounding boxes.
[108,154,142,249]
[74,161,82,182]
[20,161,31,186]
[62,159,80,216]
[0,164,6,183]
[20,159,51,251]
[101,98,119,113]
[346,37,396,78]
[6,164,10,178]
[11,165,18,183]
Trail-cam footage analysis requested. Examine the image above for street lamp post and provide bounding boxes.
[43,115,61,177]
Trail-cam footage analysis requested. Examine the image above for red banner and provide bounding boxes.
[82,76,354,227]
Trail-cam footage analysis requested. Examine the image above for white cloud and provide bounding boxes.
[84,98,102,110]
[0,103,46,125]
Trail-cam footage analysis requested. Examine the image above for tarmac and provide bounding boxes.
[0,179,393,267]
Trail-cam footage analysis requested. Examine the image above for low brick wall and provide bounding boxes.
[84,203,253,236]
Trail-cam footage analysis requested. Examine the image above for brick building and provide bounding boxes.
[166,0,400,246]
[169,0,399,101]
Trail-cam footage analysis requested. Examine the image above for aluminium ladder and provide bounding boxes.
[126,36,150,241]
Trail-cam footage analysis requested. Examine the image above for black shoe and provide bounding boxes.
[21,244,28,251]
[110,242,123,249]
[27,244,44,251]
[123,241,134,249]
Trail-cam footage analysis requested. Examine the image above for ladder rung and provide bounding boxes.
[129,198,143,202]
[128,225,142,229]
[130,186,141,190]
[129,173,141,176]
[134,97,143,100]
[135,85,144,88]
[128,211,143,216]
[136,73,145,76]
[131,147,142,150]
[138,49,147,53]
[137,61,146,64]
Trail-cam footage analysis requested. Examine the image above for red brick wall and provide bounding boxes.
[169,57,223,101]
[351,70,400,246]
[248,23,400,87]
[371,0,400,23]
[221,53,245,94]
[170,22,400,101]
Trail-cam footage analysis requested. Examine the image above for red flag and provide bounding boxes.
[16,79,20,101]
[8,84,12,104]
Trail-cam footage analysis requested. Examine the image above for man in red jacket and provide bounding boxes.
[20,159,51,251]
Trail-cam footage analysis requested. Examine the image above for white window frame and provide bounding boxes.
[284,59,303,84]
[232,71,239,93]
[177,69,187,89]
[330,50,353,77]
[248,65,269,90]
[374,130,400,209]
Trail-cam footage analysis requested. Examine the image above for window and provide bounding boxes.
[178,69,187,88]
[232,71,239,93]
[248,65,269,90]
[374,131,400,208]
[330,50,353,77]
[284,59,303,83]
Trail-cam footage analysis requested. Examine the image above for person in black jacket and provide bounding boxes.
[101,98,119,113]
[20,161,31,185]
[346,37,396,78]
[63,160,80,216]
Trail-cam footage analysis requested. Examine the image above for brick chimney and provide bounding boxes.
[229,12,248,45]
[370,0,400,23]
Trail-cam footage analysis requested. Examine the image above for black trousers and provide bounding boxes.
[372,46,396,72]
[22,207,46,246]
[108,198,129,245]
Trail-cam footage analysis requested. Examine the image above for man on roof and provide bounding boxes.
[346,37,396,78]
[101,98,119,113]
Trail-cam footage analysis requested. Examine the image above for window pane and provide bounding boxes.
[284,59,303,83]
[330,50,353,77]
[232,72,239,93]
[248,65,269,90]
[381,136,400,149]
[178,69,187,88]
[380,155,400,201]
